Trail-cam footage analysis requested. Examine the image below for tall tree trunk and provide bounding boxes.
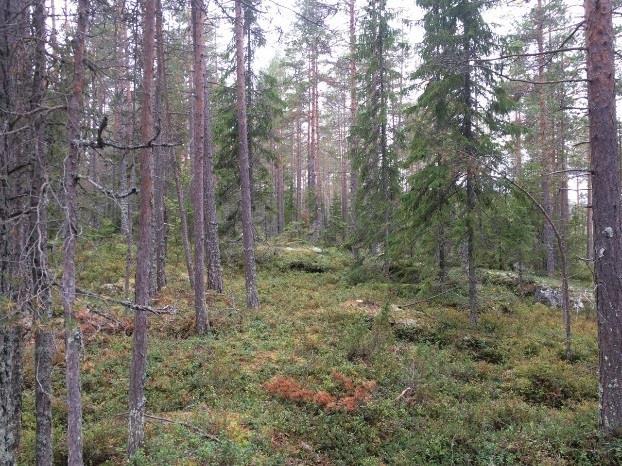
[587,160,594,261]
[235,0,260,309]
[378,7,389,274]
[513,110,522,178]
[173,151,195,289]
[348,0,358,225]
[462,28,478,325]
[191,0,208,333]
[276,144,285,234]
[438,222,448,286]
[153,0,168,292]
[203,72,224,292]
[339,96,348,221]
[558,58,569,281]
[245,9,255,209]
[0,2,33,458]
[537,0,556,275]
[63,0,88,462]
[313,52,323,234]
[295,113,302,219]
[31,0,53,462]
[307,51,316,225]
[127,0,156,452]
[585,0,622,435]
[115,0,133,298]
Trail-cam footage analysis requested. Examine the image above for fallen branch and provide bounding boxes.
[402,286,460,307]
[85,305,126,327]
[52,283,177,315]
[143,414,220,442]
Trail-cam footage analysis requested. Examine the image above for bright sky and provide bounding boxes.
[231,0,588,205]
[245,0,584,71]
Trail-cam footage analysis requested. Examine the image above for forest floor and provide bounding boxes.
[18,236,622,465]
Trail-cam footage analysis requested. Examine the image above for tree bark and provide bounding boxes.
[31,0,53,462]
[127,0,156,452]
[63,0,89,463]
[203,71,224,293]
[245,8,256,209]
[537,0,556,276]
[295,113,302,219]
[0,1,29,460]
[153,0,168,292]
[173,151,195,289]
[348,0,358,226]
[235,0,260,309]
[276,142,285,234]
[339,96,348,221]
[462,23,478,325]
[587,164,594,261]
[585,0,622,435]
[191,0,208,332]
[115,0,133,298]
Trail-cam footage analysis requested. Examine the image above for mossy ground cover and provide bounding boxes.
[18,237,622,464]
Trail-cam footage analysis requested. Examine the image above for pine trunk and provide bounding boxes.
[191,0,208,332]
[537,0,556,276]
[31,0,53,461]
[0,1,29,457]
[174,152,195,289]
[348,0,358,225]
[127,0,156,452]
[235,0,260,309]
[585,0,622,435]
[295,114,302,219]
[276,148,285,234]
[153,0,168,292]
[203,74,224,292]
[63,0,88,461]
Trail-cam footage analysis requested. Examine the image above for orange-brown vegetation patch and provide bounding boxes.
[264,371,376,412]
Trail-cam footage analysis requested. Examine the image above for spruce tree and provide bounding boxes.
[352,0,400,273]
[411,0,510,323]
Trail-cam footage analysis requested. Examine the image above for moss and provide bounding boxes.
[17,237,615,465]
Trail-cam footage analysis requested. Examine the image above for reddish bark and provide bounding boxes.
[191,0,208,332]
[128,0,156,452]
[585,0,622,434]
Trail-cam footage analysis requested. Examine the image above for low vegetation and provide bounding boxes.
[17,238,622,465]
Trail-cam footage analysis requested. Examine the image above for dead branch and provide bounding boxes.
[474,46,584,63]
[52,283,177,315]
[113,412,219,442]
[75,117,181,150]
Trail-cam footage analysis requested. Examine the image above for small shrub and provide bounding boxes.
[457,335,505,364]
[511,362,597,408]
[345,304,393,361]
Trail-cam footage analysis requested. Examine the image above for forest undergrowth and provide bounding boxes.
[17,235,622,465]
